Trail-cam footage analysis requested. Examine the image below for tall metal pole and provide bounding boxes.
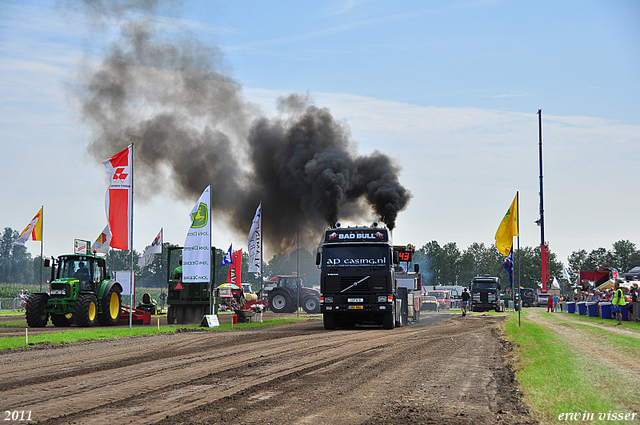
[537,109,547,292]
[129,143,134,330]
[538,110,545,246]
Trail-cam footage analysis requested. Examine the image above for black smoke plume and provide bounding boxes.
[74,3,411,251]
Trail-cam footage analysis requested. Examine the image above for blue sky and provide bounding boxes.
[1,0,639,271]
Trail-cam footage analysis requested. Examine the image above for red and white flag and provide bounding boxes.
[227,249,242,286]
[91,223,112,254]
[138,228,163,267]
[103,145,132,250]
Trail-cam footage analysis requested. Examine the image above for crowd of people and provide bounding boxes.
[560,282,640,324]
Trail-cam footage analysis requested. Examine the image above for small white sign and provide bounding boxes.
[74,239,90,255]
[201,315,220,328]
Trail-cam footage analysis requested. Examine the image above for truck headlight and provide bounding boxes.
[324,296,333,304]
[378,296,387,303]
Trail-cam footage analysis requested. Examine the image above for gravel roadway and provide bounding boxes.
[0,312,536,425]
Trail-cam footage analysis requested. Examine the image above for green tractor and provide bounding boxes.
[26,253,123,327]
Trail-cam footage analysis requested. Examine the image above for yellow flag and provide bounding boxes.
[494,194,518,256]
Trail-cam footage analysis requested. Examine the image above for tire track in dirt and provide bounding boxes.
[0,314,534,425]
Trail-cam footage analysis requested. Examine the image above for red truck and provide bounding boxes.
[424,289,452,309]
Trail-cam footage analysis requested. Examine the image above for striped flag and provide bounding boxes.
[12,208,43,246]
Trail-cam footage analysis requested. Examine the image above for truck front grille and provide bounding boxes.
[325,275,387,295]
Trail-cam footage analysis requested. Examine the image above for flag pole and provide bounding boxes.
[129,143,134,330]
[209,185,213,316]
[517,191,521,328]
[40,205,44,292]
[260,202,263,299]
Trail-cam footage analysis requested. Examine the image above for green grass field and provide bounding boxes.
[0,316,312,351]
[504,310,640,424]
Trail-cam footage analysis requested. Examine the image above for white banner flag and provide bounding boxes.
[183,186,211,283]
[138,228,163,267]
[247,203,262,273]
[91,224,112,254]
[562,263,572,282]
[552,277,560,288]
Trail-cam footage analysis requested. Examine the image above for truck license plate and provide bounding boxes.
[348,305,363,310]
[348,298,364,303]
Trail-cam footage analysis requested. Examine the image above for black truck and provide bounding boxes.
[470,276,504,312]
[316,223,401,329]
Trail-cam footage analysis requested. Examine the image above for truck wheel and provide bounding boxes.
[269,290,292,313]
[99,286,121,326]
[51,313,73,327]
[323,312,336,330]
[26,293,49,327]
[167,305,175,324]
[75,293,99,327]
[382,311,395,329]
[302,296,320,314]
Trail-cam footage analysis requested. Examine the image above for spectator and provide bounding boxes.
[461,288,470,317]
[611,282,625,326]
[553,294,559,312]
[547,294,554,313]
[159,290,167,311]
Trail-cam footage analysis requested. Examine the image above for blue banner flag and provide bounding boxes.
[221,244,233,267]
[504,249,514,290]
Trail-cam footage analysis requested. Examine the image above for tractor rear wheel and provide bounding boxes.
[26,293,49,327]
[75,293,99,327]
[269,290,293,313]
[167,305,175,324]
[99,286,121,326]
[302,296,320,314]
[51,313,73,327]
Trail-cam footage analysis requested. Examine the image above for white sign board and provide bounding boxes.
[74,239,91,255]
[200,315,220,328]
[114,271,135,296]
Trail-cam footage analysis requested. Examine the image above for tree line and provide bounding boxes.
[2,226,638,292]
[416,239,640,291]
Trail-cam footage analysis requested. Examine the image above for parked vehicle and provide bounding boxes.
[264,275,321,314]
[424,289,452,309]
[421,295,440,312]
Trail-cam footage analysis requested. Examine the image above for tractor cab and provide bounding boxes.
[55,255,107,292]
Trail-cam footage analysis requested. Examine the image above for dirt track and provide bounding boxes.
[0,313,536,424]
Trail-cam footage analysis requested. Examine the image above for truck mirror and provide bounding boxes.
[413,264,419,273]
[44,258,51,267]
[316,252,321,266]
[393,251,399,265]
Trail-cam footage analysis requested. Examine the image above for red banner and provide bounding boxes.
[103,145,132,250]
[227,249,242,286]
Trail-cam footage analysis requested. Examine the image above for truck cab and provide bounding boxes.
[470,276,504,312]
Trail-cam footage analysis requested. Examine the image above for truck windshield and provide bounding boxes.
[323,246,388,268]
[427,292,444,299]
[472,282,497,290]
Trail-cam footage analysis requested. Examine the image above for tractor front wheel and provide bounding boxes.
[302,296,320,314]
[51,313,73,327]
[26,293,49,327]
[99,287,121,326]
[75,293,99,327]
